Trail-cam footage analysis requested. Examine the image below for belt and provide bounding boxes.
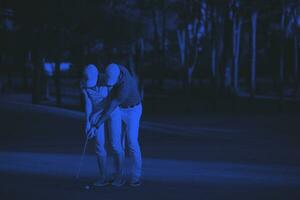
[120,103,140,109]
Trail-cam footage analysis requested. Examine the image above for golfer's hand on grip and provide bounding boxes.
[89,112,99,126]
[86,127,96,139]
[85,122,91,135]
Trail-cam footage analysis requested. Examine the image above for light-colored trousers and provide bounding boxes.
[95,104,142,180]
[94,107,120,179]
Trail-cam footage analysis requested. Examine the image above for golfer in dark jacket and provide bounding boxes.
[90,63,142,187]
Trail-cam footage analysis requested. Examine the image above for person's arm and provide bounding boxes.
[91,81,129,128]
[88,86,108,123]
[93,98,120,128]
[82,89,92,133]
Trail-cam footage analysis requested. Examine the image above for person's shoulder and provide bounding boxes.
[119,65,129,74]
[118,65,131,82]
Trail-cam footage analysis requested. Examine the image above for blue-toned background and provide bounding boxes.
[0,0,300,199]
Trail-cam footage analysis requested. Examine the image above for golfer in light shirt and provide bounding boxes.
[81,64,121,187]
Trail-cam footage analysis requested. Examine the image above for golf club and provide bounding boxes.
[76,136,89,179]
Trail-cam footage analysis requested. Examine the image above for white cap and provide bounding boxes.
[105,63,120,86]
[83,64,98,87]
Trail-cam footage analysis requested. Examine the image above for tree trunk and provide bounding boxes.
[294,35,299,93]
[3,54,13,92]
[250,12,257,98]
[177,30,186,66]
[162,0,167,69]
[135,38,145,100]
[151,9,163,89]
[32,57,42,104]
[221,6,233,93]
[211,45,217,78]
[32,62,38,104]
[22,51,31,91]
[54,62,61,106]
[152,9,160,54]
[210,7,218,111]
[279,8,285,100]
[233,17,242,94]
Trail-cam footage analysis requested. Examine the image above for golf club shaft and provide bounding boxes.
[76,137,89,179]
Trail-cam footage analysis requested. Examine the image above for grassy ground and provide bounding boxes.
[0,99,300,199]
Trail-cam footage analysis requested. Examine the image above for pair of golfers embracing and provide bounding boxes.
[81,63,142,187]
